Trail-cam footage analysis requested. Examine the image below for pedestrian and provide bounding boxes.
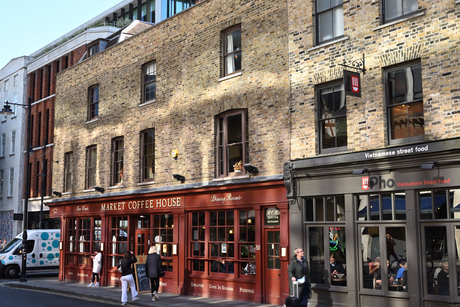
[288,247,311,307]
[145,245,162,301]
[0,238,7,250]
[119,251,139,305]
[88,249,102,287]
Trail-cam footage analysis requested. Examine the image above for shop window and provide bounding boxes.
[64,152,73,192]
[424,226,448,296]
[419,189,460,220]
[222,25,241,77]
[191,212,206,272]
[318,82,347,152]
[190,210,257,276]
[385,62,424,144]
[140,129,155,182]
[86,146,97,189]
[66,217,102,266]
[357,193,406,221]
[240,210,256,275]
[210,211,235,274]
[142,62,156,103]
[110,216,128,268]
[383,0,418,23]
[88,85,99,121]
[153,214,174,272]
[316,0,344,44]
[360,225,406,292]
[216,109,248,177]
[305,195,345,222]
[111,137,124,186]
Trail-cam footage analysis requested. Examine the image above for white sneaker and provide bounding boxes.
[153,291,159,300]
[94,283,99,287]
[121,302,126,306]
[152,296,157,301]
[132,296,139,301]
[87,283,93,287]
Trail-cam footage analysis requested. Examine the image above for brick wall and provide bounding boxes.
[53,0,290,195]
[287,0,460,159]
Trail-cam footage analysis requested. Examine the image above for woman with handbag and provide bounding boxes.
[145,245,163,301]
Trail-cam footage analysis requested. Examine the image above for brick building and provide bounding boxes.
[49,0,290,304]
[285,0,460,306]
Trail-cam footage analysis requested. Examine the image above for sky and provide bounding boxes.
[0,0,123,70]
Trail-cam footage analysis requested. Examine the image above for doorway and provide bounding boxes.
[135,229,150,256]
[264,229,281,304]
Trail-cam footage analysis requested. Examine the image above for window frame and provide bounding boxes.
[64,152,73,192]
[222,25,242,77]
[315,0,344,45]
[0,133,6,157]
[0,169,3,197]
[86,146,97,189]
[66,217,102,267]
[385,61,424,145]
[142,62,156,103]
[215,109,249,178]
[8,167,13,197]
[317,81,347,153]
[88,85,99,121]
[140,129,155,182]
[111,137,124,186]
[382,0,419,24]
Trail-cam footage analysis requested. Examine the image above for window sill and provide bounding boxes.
[212,174,250,182]
[109,185,124,190]
[84,188,96,193]
[139,99,156,107]
[307,36,349,52]
[218,71,242,82]
[85,118,99,125]
[137,181,155,186]
[9,153,15,156]
[373,11,425,31]
[1,119,6,123]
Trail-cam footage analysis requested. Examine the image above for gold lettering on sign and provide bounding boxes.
[210,193,243,204]
[101,198,181,212]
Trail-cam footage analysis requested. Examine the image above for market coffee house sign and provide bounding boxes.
[100,197,182,212]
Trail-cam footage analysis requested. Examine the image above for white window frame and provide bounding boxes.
[10,130,15,154]
[0,169,4,197]
[8,167,14,197]
[0,133,6,157]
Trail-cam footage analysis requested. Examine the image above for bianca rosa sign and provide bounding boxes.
[210,193,242,203]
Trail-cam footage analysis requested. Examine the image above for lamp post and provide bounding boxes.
[1,98,32,282]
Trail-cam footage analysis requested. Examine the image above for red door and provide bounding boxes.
[135,229,150,256]
[264,229,281,304]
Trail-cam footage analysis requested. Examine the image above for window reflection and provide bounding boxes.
[386,227,406,292]
[424,226,448,296]
[309,227,325,284]
[362,226,380,289]
[329,227,346,286]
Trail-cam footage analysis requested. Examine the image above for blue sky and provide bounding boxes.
[0,0,122,69]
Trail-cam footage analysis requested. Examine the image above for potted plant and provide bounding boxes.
[233,160,243,172]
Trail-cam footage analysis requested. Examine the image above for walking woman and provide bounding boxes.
[119,251,139,305]
[288,247,312,307]
[145,246,162,301]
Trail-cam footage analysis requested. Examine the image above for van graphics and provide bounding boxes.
[26,231,60,267]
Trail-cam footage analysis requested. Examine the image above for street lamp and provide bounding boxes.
[1,98,32,282]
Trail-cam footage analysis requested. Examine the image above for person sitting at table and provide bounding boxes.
[369,257,382,289]
[330,253,346,286]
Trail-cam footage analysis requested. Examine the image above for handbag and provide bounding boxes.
[158,267,165,277]
[118,259,122,273]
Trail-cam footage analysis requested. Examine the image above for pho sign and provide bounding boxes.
[343,70,361,97]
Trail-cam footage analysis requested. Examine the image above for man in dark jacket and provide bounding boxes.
[145,246,162,301]
[288,247,311,307]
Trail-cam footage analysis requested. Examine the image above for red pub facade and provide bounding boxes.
[48,181,290,305]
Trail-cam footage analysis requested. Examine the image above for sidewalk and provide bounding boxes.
[6,279,280,307]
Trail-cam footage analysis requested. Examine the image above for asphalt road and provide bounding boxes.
[0,273,119,307]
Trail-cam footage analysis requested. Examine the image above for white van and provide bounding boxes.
[0,229,60,278]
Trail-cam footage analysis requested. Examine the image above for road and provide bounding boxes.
[0,273,118,307]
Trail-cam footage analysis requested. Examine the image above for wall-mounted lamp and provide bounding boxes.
[353,167,370,175]
[52,190,62,197]
[243,164,258,174]
[94,186,105,193]
[173,174,185,182]
[0,102,14,115]
[421,160,438,170]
